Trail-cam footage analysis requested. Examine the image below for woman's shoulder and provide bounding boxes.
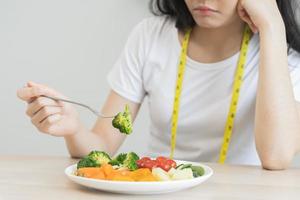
[138,15,176,30]
[288,48,300,68]
[132,16,176,40]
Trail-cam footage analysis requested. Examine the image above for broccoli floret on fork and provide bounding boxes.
[112,105,133,135]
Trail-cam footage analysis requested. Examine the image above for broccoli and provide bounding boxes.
[88,151,111,165]
[109,153,127,166]
[108,159,120,166]
[108,152,140,171]
[112,105,133,135]
[115,153,127,163]
[77,151,112,169]
[123,152,140,171]
[77,156,100,169]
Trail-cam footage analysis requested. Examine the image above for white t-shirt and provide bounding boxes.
[107,16,300,165]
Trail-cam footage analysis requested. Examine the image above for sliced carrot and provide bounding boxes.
[76,165,158,182]
[101,164,114,177]
[106,170,118,180]
[92,171,106,180]
[118,170,131,176]
[130,168,156,181]
[136,175,158,182]
[131,168,151,176]
[112,174,135,182]
[76,168,103,178]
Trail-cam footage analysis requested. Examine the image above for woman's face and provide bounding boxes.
[185,0,241,28]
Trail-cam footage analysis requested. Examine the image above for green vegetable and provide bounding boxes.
[77,156,100,169]
[191,166,205,177]
[112,105,133,135]
[77,151,111,169]
[176,164,192,170]
[175,163,205,177]
[175,164,184,169]
[115,153,127,163]
[88,151,112,165]
[108,159,120,166]
[108,153,127,166]
[123,152,140,171]
[109,152,140,171]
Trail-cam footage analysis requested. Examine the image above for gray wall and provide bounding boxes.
[1,0,151,156]
[1,0,299,166]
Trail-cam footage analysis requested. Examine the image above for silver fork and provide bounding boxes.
[41,95,115,118]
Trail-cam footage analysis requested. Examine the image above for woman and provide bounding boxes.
[17,0,300,169]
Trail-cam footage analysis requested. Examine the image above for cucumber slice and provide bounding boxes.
[176,164,192,170]
[175,164,184,169]
[191,166,205,177]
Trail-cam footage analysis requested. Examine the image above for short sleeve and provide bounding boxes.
[288,49,300,102]
[107,19,150,104]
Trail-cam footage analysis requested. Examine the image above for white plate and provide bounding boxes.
[65,160,213,195]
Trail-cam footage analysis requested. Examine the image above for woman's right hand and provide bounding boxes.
[17,81,81,137]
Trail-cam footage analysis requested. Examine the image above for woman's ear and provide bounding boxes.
[237,1,258,33]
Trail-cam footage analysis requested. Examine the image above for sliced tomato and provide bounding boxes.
[140,157,151,161]
[156,156,168,162]
[160,163,172,172]
[144,160,154,169]
[151,160,159,168]
[166,159,177,168]
[137,157,152,169]
[137,156,176,171]
[136,160,143,168]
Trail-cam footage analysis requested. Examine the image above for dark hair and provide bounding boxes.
[150,0,300,53]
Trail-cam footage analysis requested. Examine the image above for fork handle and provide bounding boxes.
[41,95,114,118]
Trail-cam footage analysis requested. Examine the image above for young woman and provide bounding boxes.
[17,0,300,170]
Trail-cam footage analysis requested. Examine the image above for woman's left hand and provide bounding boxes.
[237,0,285,34]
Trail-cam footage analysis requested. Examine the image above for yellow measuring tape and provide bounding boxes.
[170,26,252,163]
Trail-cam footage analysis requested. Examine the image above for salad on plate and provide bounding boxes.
[74,150,205,182]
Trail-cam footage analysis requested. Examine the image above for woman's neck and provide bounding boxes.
[184,19,246,63]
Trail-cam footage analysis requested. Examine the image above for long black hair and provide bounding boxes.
[150,0,300,53]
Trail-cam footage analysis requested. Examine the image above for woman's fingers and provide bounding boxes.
[26,96,62,117]
[31,106,62,126]
[17,81,80,137]
[241,15,258,33]
[17,81,63,102]
[237,2,258,33]
[37,114,62,134]
[17,86,44,102]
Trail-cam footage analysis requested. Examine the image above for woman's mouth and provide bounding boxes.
[193,5,218,16]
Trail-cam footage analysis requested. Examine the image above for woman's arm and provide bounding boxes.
[65,90,141,158]
[238,0,300,169]
[64,90,141,157]
[17,82,141,158]
[255,24,300,170]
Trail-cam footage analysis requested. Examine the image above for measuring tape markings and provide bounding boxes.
[170,26,252,163]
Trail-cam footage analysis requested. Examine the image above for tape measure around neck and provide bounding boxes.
[170,26,252,163]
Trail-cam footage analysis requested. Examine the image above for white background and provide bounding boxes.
[1,0,299,166]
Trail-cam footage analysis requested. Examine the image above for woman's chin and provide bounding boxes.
[195,22,221,29]
[193,18,223,29]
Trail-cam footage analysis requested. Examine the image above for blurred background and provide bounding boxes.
[1,0,300,166]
